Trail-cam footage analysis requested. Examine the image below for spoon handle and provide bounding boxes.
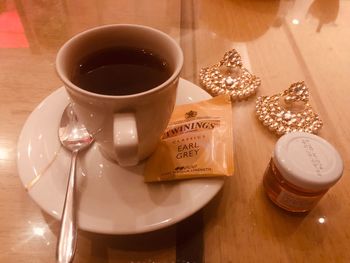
[56,150,78,263]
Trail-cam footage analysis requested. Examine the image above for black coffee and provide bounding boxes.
[72,46,171,95]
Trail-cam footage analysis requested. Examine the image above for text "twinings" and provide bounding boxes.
[162,119,220,139]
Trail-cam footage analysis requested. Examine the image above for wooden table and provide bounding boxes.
[1,0,349,262]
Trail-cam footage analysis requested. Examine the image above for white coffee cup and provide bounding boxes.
[56,24,183,166]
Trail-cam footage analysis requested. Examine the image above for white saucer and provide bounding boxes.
[17,78,224,234]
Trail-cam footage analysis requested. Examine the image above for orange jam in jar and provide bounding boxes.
[263,132,343,212]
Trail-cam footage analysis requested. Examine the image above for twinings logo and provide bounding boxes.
[185,110,197,119]
[162,119,220,139]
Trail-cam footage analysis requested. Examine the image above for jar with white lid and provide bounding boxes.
[263,132,343,212]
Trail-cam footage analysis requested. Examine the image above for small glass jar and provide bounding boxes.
[263,132,343,212]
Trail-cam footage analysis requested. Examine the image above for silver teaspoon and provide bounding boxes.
[57,104,94,263]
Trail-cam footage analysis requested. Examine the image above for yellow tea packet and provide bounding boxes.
[144,95,234,182]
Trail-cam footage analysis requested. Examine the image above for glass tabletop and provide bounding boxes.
[0,0,349,262]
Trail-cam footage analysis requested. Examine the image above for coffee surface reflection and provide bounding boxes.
[72,46,171,96]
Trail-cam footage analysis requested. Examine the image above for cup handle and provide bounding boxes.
[113,113,138,166]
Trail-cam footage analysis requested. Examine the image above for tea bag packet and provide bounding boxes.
[144,95,234,182]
